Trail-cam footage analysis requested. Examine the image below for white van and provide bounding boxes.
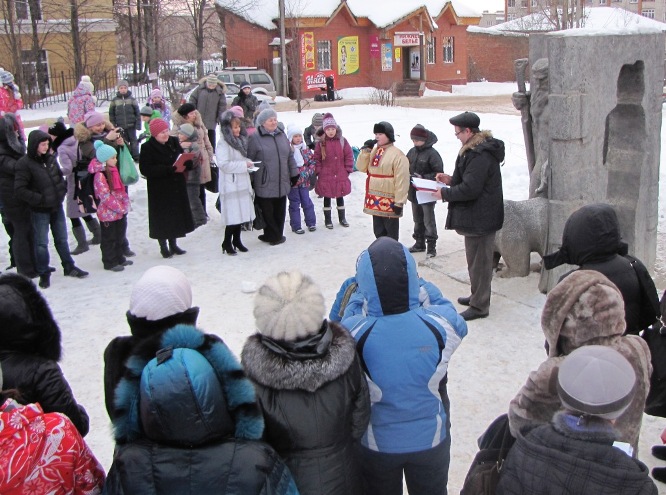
[216,68,276,98]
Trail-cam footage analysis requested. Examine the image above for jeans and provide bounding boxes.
[411,201,438,241]
[32,207,74,275]
[288,187,316,230]
[373,215,400,240]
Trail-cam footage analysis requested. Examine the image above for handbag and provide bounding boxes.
[118,144,139,185]
[460,414,513,495]
[205,163,219,193]
[252,200,266,231]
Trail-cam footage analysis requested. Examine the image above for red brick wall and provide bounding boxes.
[218,11,274,71]
[466,31,529,82]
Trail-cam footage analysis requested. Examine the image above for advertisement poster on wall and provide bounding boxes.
[301,32,315,71]
[381,43,392,71]
[337,36,359,75]
[303,70,335,90]
[369,35,379,58]
[395,47,401,63]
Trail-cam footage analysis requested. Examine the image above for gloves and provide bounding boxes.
[290,175,299,187]
[393,205,403,216]
[363,139,377,149]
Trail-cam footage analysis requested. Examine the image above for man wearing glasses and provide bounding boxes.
[434,112,505,321]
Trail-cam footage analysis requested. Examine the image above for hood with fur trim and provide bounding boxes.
[0,273,61,361]
[241,322,356,393]
[197,77,227,93]
[73,120,113,144]
[458,130,505,163]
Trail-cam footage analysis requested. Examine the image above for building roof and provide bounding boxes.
[471,6,666,35]
[216,0,483,30]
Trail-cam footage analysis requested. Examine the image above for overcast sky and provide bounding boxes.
[470,0,505,12]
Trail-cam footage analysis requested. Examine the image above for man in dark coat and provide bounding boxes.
[435,111,504,321]
[14,130,88,288]
[407,123,443,258]
[109,80,141,160]
[498,345,657,495]
[189,74,227,148]
[139,118,194,258]
[0,272,90,436]
[543,203,657,335]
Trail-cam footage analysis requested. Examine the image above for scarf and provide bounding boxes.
[292,141,305,168]
[107,165,124,191]
[371,146,385,167]
[221,123,248,156]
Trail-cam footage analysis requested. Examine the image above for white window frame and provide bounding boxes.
[316,40,331,71]
[443,37,454,64]
[427,37,435,64]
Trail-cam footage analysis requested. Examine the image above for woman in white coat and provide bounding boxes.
[216,108,255,255]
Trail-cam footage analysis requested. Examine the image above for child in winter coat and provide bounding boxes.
[138,106,158,143]
[89,141,131,272]
[286,124,316,234]
[147,88,171,126]
[176,123,207,229]
[313,112,353,229]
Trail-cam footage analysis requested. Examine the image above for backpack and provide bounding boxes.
[73,145,98,214]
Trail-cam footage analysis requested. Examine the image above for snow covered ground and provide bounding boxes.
[3,86,666,493]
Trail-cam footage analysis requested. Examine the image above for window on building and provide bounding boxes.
[508,13,516,20]
[427,37,435,64]
[642,8,655,17]
[443,37,454,64]
[15,0,41,20]
[508,0,515,6]
[317,40,331,71]
[531,0,538,7]
[629,0,638,4]
[21,49,49,90]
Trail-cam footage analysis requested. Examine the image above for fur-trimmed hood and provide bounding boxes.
[0,273,61,361]
[73,120,113,144]
[458,130,505,163]
[241,322,357,393]
[197,77,227,93]
[0,113,26,157]
[112,324,263,445]
[171,109,205,130]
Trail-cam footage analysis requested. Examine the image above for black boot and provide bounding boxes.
[222,227,237,256]
[652,467,666,484]
[232,225,248,252]
[426,240,437,258]
[323,207,333,229]
[409,239,426,253]
[169,238,186,255]
[337,206,349,227]
[158,239,172,258]
[39,272,51,289]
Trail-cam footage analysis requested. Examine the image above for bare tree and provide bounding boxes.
[508,1,587,31]
[0,0,26,91]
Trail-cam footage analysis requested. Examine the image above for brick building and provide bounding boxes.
[215,0,484,97]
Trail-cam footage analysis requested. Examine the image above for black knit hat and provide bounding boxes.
[373,121,395,142]
[47,121,68,138]
[449,111,480,131]
[177,103,196,117]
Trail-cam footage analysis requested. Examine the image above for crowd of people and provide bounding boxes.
[0,71,664,493]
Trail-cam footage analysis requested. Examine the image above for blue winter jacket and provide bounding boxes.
[341,237,467,454]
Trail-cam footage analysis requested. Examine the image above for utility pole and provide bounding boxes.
[279,0,288,97]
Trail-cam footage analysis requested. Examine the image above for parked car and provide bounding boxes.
[216,68,277,98]
[177,82,275,108]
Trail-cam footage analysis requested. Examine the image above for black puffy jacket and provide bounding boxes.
[0,273,89,436]
[406,127,444,202]
[241,322,370,495]
[441,130,504,235]
[14,130,67,212]
[0,114,26,209]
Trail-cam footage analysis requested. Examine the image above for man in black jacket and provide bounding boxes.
[435,112,504,321]
[14,130,88,288]
[109,80,141,160]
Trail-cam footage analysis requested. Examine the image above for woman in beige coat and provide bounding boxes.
[508,269,652,454]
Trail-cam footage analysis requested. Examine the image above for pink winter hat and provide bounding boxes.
[83,111,105,128]
[322,112,337,130]
[150,89,163,99]
[229,106,244,119]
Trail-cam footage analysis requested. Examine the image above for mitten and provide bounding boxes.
[393,205,403,216]
[290,175,299,187]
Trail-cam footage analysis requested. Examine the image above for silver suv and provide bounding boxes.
[216,68,276,98]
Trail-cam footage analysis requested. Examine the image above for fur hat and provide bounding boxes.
[94,140,117,163]
[322,112,337,130]
[256,108,278,127]
[410,124,428,141]
[149,118,169,137]
[254,271,325,342]
[449,111,480,130]
[286,123,302,142]
[229,106,244,119]
[373,121,395,142]
[117,79,129,89]
[206,74,218,86]
[557,345,636,419]
[542,270,626,357]
[129,266,192,321]
[311,113,323,127]
[177,123,198,141]
[47,121,68,138]
[83,111,105,128]
[150,88,163,99]
[177,102,196,117]
[239,81,251,90]
[140,105,153,117]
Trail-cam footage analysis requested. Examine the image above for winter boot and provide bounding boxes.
[426,240,437,258]
[39,272,51,289]
[232,225,248,252]
[337,206,349,227]
[86,218,101,245]
[409,239,426,253]
[323,207,333,229]
[70,225,89,255]
[158,239,172,259]
[222,227,237,256]
[169,238,186,255]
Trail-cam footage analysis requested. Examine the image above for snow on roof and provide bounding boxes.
[216,0,481,30]
[477,6,666,34]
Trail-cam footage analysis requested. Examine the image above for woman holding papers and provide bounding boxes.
[407,124,443,258]
[139,118,194,258]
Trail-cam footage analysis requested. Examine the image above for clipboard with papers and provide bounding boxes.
[411,177,448,204]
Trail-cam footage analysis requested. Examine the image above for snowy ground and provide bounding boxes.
[3,86,666,493]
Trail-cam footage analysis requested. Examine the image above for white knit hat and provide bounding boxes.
[129,266,193,321]
[254,271,325,341]
[286,123,302,143]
